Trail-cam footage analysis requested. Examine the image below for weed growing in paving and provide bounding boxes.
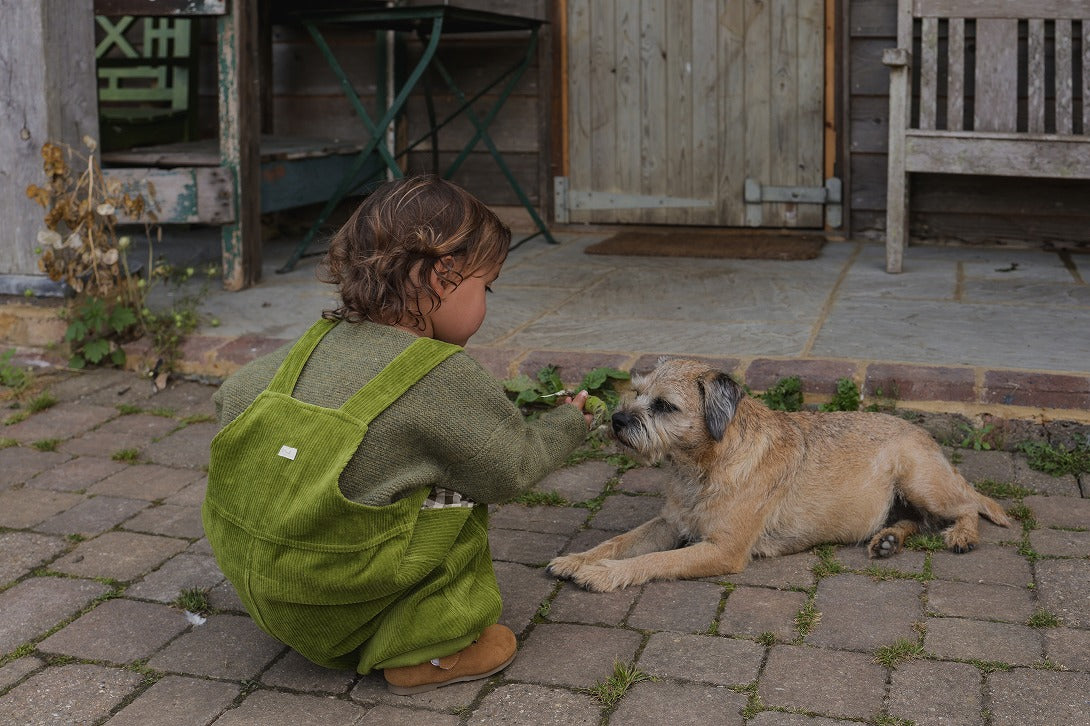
[1020,440,1090,477]
[819,377,861,412]
[958,423,997,450]
[760,376,803,411]
[0,438,17,449]
[583,660,657,708]
[874,638,923,667]
[514,490,567,507]
[974,480,1035,500]
[0,350,30,391]
[173,587,211,615]
[111,448,140,463]
[32,438,61,452]
[1026,609,1061,628]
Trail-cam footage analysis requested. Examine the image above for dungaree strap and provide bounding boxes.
[340,337,460,424]
[266,319,337,395]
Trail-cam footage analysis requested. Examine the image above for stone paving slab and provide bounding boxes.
[0,367,1088,725]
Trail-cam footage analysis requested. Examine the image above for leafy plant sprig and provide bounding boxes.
[503,365,630,415]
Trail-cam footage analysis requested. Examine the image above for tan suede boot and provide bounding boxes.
[383,624,517,695]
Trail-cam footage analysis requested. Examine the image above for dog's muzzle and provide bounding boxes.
[611,410,639,441]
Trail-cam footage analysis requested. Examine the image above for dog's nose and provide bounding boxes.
[611,411,632,434]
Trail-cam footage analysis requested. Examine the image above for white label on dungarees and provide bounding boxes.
[278,445,297,461]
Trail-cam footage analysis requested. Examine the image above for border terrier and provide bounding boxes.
[548,359,1011,592]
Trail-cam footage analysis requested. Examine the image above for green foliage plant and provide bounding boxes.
[1020,440,1090,477]
[0,350,30,391]
[584,660,657,708]
[819,377,861,412]
[761,375,804,411]
[957,423,996,451]
[503,365,629,418]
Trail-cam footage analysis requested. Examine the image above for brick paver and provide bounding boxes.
[0,367,1087,725]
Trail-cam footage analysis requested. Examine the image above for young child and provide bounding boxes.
[203,175,591,694]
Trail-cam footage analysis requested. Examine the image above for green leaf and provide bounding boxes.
[110,348,126,366]
[514,389,543,407]
[536,365,564,394]
[108,305,137,333]
[65,319,89,343]
[68,354,86,370]
[503,374,539,395]
[82,339,111,364]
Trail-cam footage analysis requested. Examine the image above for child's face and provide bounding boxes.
[428,260,501,347]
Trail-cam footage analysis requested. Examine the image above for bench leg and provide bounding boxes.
[885,64,911,274]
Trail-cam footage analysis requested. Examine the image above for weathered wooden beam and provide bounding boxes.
[104,167,235,224]
[93,0,226,16]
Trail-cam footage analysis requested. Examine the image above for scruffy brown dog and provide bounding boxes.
[548,359,1011,592]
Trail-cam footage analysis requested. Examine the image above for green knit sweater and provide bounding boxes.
[213,320,589,506]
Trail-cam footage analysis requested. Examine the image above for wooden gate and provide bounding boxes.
[561,0,828,227]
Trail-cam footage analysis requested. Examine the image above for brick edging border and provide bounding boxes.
[145,335,1090,419]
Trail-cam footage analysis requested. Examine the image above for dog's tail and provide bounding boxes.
[976,491,1012,528]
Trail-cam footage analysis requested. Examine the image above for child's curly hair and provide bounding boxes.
[318,175,511,329]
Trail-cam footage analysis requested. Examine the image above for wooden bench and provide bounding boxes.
[883,1,1090,273]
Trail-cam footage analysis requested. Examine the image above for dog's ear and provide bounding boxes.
[700,372,743,441]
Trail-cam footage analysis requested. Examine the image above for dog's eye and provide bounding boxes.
[651,398,678,414]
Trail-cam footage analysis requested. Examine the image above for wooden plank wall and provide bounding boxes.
[193,0,547,212]
[848,0,1090,247]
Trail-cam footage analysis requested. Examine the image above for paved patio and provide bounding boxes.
[0,363,1088,725]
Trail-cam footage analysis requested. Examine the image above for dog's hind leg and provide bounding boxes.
[867,519,919,558]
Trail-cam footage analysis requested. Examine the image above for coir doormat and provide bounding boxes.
[584,230,826,260]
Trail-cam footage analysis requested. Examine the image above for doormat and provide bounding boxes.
[584,230,825,260]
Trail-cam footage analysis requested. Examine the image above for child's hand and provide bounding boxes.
[564,390,595,428]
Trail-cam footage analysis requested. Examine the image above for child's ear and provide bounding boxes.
[429,255,458,292]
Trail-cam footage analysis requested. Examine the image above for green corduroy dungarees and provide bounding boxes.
[203,320,502,674]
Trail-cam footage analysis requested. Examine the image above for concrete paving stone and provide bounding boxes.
[146,613,285,679]
[24,455,126,491]
[126,552,225,603]
[87,464,203,501]
[987,669,1090,726]
[978,517,1020,545]
[0,531,68,584]
[261,649,357,694]
[106,674,239,726]
[0,656,43,693]
[362,704,460,726]
[140,380,217,419]
[51,530,188,581]
[465,345,522,379]
[952,449,1017,484]
[37,597,190,664]
[0,446,69,489]
[561,528,616,555]
[0,663,143,726]
[926,580,1037,623]
[1024,495,1090,529]
[207,577,246,612]
[504,623,642,689]
[41,368,134,404]
[35,494,148,537]
[467,682,601,726]
[834,544,927,574]
[535,460,617,503]
[608,678,749,725]
[886,659,985,726]
[637,632,763,685]
[1044,627,1090,671]
[213,689,368,725]
[0,576,111,655]
[187,537,213,555]
[1029,527,1090,557]
[350,671,483,712]
[1011,459,1081,496]
[1034,558,1090,628]
[758,644,887,721]
[923,617,1043,665]
[626,580,724,633]
[0,487,82,528]
[494,561,557,635]
[547,581,639,626]
[489,528,569,566]
[59,413,180,457]
[163,476,207,507]
[746,714,850,726]
[722,551,818,590]
[806,574,924,652]
[489,503,588,534]
[140,421,217,470]
[0,403,117,444]
[123,502,204,539]
[617,466,672,494]
[929,545,1032,587]
[589,493,662,531]
[718,586,808,641]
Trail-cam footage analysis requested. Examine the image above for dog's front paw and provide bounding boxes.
[570,560,640,592]
[546,554,588,580]
[867,530,902,558]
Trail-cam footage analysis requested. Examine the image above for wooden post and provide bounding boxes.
[218,0,261,290]
[0,0,98,288]
[882,0,914,274]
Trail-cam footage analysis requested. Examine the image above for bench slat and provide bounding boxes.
[1027,19,1046,133]
[919,17,939,129]
[974,19,1018,132]
[947,18,965,131]
[914,1,1090,20]
[1056,19,1074,134]
[906,132,1090,179]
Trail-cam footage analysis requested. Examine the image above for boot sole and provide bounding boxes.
[385,652,517,695]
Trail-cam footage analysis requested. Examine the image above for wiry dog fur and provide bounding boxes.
[548,359,1011,592]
